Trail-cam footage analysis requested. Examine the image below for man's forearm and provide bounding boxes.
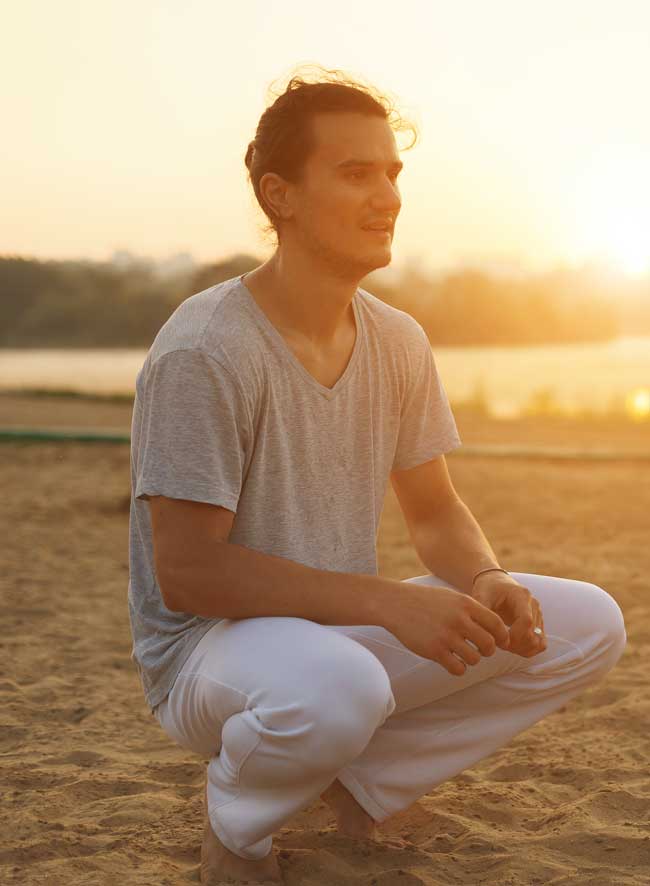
[414,498,505,596]
[162,539,402,627]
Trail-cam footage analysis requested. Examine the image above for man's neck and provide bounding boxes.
[242,251,361,349]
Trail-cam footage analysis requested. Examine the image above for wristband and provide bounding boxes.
[471,567,510,587]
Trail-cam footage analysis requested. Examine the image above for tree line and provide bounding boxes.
[1,252,646,349]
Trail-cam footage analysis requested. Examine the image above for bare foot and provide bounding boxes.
[320,778,379,840]
[201,782,283,884]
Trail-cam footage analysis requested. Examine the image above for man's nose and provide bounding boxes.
[372,180,401,213]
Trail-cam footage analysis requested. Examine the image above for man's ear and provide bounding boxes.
[260,172,293,222]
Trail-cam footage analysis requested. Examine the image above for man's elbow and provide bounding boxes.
[154,541,231,617]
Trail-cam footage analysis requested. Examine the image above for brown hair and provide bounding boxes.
[244,64,418,245]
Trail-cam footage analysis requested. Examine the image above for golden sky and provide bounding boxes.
[2,0,650,278]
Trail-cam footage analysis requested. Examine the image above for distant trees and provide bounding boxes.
[0,254,258,348]
[0,252,644,349]
[364,265,625,346]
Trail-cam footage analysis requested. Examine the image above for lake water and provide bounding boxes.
[1,336,649,419]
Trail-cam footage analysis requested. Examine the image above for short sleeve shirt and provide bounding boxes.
[128,274,462,711]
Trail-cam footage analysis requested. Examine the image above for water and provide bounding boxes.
[0,336,649,418]
[432,336,650,418]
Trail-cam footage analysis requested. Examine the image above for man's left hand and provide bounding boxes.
[471,574,547,658]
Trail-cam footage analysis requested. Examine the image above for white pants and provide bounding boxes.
[154,572,627,860]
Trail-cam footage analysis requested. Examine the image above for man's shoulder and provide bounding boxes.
[357,286,425,347]
[144,275,264,375]
[145,276,234,358]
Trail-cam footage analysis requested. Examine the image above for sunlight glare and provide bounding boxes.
[625,388,650,420]
[569,146,650,277]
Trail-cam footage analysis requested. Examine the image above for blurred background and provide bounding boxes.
[1,0,649,426]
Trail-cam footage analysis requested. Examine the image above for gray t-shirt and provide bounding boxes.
[128,273,462,712]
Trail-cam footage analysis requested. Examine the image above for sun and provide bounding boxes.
[568,145,650,277]
[599,206,650,276]
[626,388,650,421]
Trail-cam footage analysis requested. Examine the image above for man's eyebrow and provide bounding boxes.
[337,159,404,172]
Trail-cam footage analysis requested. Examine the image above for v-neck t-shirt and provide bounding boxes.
[128,273,462,711]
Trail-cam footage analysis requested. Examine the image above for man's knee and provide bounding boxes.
[307,646,395,766]
[253,642,394,771]
[404,572,628,675]
[580,582,627,671]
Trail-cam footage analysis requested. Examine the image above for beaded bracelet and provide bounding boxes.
[471,566,510,587]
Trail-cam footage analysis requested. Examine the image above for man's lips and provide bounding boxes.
[361,223,392,234]
[362,228,391,237]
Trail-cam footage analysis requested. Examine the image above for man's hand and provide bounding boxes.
[471,574,547,658]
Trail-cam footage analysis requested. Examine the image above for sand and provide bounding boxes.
[1,395,649,885]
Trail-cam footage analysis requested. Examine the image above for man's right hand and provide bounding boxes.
[384,583,512,676]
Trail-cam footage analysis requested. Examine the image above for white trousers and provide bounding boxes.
[154,572,627,860]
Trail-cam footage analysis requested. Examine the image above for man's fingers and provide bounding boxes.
[510,612,535,647]
[529,598,546,647]
[469,591,546,659]
[533,598,545,634]
[451,636,483,667]
[511,608,548,655]
[463,620,501,657]
[515,590,546,641]
[533,605,548,653]
[441,649,468,676]
[472,602,510,649]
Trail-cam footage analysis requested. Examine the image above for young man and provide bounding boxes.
[128,74,627,885]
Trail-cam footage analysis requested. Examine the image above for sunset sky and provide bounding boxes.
[3,0,650,278]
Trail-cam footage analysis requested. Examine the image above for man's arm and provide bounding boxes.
[390,455,508,595]
[149,495,403,625]
[149,493,519,672]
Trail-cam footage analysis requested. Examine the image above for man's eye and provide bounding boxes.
[348,171,400,182]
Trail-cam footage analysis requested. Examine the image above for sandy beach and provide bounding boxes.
[1,394,649,885]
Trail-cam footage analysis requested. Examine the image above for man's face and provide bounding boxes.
[284,112,403,277]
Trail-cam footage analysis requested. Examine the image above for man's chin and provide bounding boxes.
[365,248,393,272]
[353,257,391,282]
[326,245,392,281]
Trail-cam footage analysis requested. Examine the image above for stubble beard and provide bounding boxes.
[308,227,390,283]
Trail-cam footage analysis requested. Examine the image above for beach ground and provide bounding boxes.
[1,395,648,885]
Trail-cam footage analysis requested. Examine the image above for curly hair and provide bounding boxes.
[244,64,418,245]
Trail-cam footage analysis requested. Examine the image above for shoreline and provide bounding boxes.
[1,392,647,459]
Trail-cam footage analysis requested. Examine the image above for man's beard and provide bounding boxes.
[307,229,388,283]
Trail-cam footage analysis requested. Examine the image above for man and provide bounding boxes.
[128,73,627,885]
